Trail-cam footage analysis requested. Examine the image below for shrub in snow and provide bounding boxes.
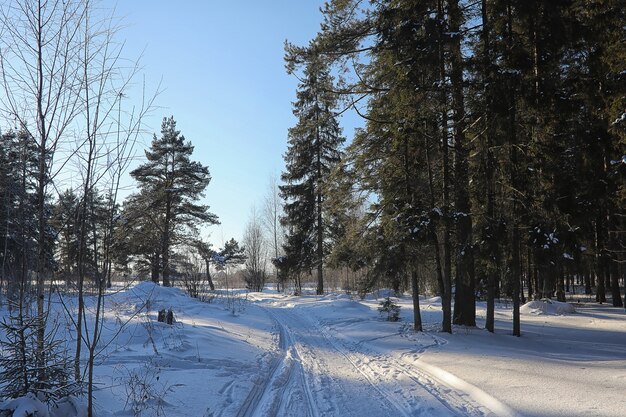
[118,360,180,417]
[224,291,247,316]
[0,306,80,404]
[378,297,401,322]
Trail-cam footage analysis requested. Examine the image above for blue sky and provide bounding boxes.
[109,1,358,250]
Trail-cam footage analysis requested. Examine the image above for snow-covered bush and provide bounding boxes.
[378,297,401,322]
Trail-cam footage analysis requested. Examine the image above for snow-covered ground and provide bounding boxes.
[1,283,625,417]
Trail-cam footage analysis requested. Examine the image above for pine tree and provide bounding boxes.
[214,238,246,270]
[129,117,218,286]
[280,58,344,295]
[192,239,216,291]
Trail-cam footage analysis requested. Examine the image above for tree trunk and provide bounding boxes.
[526,247,534,300]
[35,6,48,385]
[162,193,172,287]
[438,0,452,334]
[595,216,606,303]
[610,254,623,307]
[506,0,520,337]
[481,0,496,333]
[424,134,446,300]
[206,260,215,291]
[608,214,623,307]
[449,0,475,328]
[316,125,324,295]
[557,267,566,302]
[411,269,422,331]
[151,253,160,283]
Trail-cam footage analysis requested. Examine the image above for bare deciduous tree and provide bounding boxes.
[1,1,156,414]
[0,0,86,387]
[261,174,285,290]
[244,206,267,292]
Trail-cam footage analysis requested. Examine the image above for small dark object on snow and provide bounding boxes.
[157,309,166,323]
[166,308,175,325]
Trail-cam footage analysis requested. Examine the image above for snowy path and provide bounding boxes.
[79,284,625,417]
[234,306,318,417]
[243,298,515,417]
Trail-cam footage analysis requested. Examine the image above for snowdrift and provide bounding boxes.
[520,299,576,315]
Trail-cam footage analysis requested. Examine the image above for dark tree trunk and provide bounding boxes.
[422,128,446,301]
[481,0,497,332]
[512,225,521,337]
[608,215,622,307]
[557,267,566,302]
[595,216,606,303]
[506,0,520,337]
[450,0,475,328]
[609,248,623,308]
[316,126,324,296]
[205,260,215,291]
[151,253,160,284]
[527,247,534,300]
[438,0,452,334]
[411,269,422,331]
[162,195,172,287]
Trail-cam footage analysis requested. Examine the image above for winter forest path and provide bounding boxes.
[241,294,519,417]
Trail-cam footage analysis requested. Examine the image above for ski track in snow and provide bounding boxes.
[238,298,523,417]
[267,305,407,417]
[308,313,485,417]
[233,305,318,417]
[317,317,521,417]
[237,302,521,417]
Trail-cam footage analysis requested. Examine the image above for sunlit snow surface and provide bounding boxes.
[1,282,624,417]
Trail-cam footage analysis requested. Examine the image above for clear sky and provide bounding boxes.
[108,1,356,250]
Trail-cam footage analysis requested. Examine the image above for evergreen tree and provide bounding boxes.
[288,0,625,332]
[117,190,163,282]
[0,129,39,298]
[129,117,218,286]
[192,239,217,291]
[280,58,345,295]
[214,238,246,270]
[51,189,80,283]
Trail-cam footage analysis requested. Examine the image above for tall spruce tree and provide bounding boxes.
[280,57,344,295]
[129,117,218,286]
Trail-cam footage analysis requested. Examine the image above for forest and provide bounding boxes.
[0,0,624,416]
[278,0,625,335]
